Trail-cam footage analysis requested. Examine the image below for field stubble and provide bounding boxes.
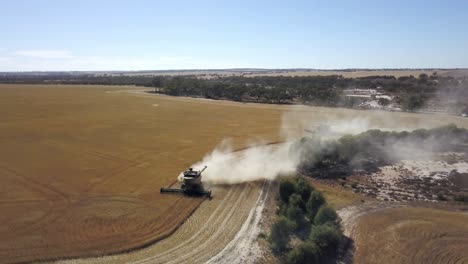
[349,206,468,264]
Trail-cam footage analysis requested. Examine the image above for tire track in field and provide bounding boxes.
[337,202,403,238]
[51,142,282,264]
[0,163,69,202]
[55,182,264,264]
[206,180,271,264]
[337,202,403,264]
[338,204,468,264]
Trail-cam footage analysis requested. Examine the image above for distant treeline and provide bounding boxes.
[1,73,468,112]
[0,74,158,86]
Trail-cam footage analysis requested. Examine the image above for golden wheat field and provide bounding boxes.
[0,84,285,263]
[2,84,468,263]
[353,207,468,264]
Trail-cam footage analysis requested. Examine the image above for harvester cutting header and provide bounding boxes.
[160,166,212,198]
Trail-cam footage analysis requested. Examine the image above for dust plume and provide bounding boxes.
[186,108,381,184]
[190,139,297,185]
[188,107,467,185]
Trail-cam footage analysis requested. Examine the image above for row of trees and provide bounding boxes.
[156,76,341,105]
[153,74,468,111]
[292,124,468,179]
[2,73,467,113]
[0,74,160,86]
[269,177,343,264]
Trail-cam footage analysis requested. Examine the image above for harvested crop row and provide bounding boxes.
[354,207,468,264]
[338,203,468,264]
[56,182,264,264]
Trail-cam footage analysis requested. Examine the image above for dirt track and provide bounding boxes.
[55,182,268,264]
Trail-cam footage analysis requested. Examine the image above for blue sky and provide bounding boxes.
[1,0,467,71]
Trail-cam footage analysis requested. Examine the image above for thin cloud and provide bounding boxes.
[14,50,74,59]
[0,50,248,71]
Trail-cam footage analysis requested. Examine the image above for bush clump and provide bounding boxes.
[454,195,468,203]
[269,216,295,253]
[314,205,340,226]
[269,177,343,263]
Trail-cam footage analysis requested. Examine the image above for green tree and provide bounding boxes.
[306,191,325,220]
[279,179,296,203]
[314,205,339,226]
[269,216,294,253]
[309,224,342,254]
[267,87,291,104]
[378,97,390,106]
[286,194,307,231]
[401,94,425,112]
[281,241,320,264]
[248,84,266,101]
[151,76,164,88]
[286,204,303,229]
[295,177,313,203]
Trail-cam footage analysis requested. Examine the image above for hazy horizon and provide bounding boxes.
[2,67,468,73]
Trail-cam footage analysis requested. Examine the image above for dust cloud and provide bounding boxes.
[187,107,466,185]
[190,139,297,185]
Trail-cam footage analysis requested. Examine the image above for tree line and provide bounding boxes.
[157,74,468,112]
[1,72,467,113]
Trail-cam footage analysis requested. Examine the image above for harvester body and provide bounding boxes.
[160,166,211,197]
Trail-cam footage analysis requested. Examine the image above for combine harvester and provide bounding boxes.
[160,166,212,198]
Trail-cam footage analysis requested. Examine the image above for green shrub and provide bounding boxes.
[306,191,325,220]
[281,241,320,264]
[258,232,267,239]
[295,177,313,202]
[270,178,343,263]
[269,216,295,253]
[310,223,342,252]
[279,179,296,203]
[286,203,303,224]
[314,205,339,226]
[437,193,447,201]
[284,194,307,231]
[288,193,304,208]
[454,195,468,203]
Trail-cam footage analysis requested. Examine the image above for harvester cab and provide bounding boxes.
[160,166,211,198]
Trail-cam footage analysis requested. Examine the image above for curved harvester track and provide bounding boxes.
[338,203,468,264]
[56,181,268,264]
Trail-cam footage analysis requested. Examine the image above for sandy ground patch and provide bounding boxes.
[351,158,468,202]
